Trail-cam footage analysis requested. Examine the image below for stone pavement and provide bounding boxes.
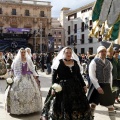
[0,70,120,120]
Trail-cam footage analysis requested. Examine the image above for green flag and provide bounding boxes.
[111,21,120,41]
[92,0,104,22]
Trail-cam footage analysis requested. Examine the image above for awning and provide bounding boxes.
[6,28,30,33]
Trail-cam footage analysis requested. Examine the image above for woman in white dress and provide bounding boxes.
[5,48,42,115]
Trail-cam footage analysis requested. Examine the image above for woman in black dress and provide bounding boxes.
[41,47,92,120]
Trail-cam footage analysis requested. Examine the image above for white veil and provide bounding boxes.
[13,48,37,80]
[25,47,32,57]
[51,46,82,71]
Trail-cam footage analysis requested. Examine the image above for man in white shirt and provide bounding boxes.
[87,46,115,120]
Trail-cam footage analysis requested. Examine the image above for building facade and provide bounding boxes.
[0,0,52,52]
[60,2,101,54]
[51,18,65,52]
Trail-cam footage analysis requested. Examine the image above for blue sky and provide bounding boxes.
[41,0,95,17]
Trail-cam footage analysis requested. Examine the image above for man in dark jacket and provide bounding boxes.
[45,53,51,74]
[40,53,45,72]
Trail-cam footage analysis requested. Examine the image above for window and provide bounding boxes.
[74,35,77,43]
[12,9,16,15]
[81,22,84,32]
[88,37,93,43]
[25,10,30,16]
[40,11,45,17]
[74,24,77,33]
[68,26,70,34]
[81,48,85,54]
[59,32,61,34]
[81,9,87,13]
[81,34,84,44]
[68,13,77,20]
[67,37,70,45]
[98,37,102,42]
[58,39,61,42]
[89,20,92,26]
[70,35,74,44]
[0,8,2,14]
[89,47,93,54]
[81,7,92,13]
[42,28,45,37]
[88,7,92,11]
[89,27,92,30]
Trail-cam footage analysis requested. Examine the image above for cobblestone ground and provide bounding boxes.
[0,71,120,120]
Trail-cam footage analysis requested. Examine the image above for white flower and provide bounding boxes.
[82,63,86,66]
[52,83,62,92]
[6,78,13,84]
[6,63,10,65]
[44,83,62,106]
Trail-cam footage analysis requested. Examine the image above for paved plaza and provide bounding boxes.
[0,71,120,120]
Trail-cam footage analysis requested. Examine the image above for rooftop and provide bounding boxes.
[0,0,51,6]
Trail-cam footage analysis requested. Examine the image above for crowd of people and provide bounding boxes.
[0,44,120,120]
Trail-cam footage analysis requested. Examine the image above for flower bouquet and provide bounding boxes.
[44,83,62,106]
[40,83,62,120]
[5,78,14,90]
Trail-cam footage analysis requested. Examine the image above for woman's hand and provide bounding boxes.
[83,86,87,93]
[97,87,104,94]
[51,89,55,95]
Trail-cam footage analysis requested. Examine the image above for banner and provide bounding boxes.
[48,36,54,52]
[6,27,30,33]
[0,39,27,51]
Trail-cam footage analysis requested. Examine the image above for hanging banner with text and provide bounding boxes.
[48,36,54,52]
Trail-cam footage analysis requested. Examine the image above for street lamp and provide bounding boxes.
[39,22,42,53]
[33,29,37,52]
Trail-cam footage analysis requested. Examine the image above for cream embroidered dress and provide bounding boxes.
[5,61,42,115]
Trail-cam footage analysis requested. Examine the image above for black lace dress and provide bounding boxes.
[41,59,92,120]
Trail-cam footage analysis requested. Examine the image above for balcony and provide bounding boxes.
[10,22,18,28]
[24,24,32,28]
[11,12,17,15]
[40,14,45,17]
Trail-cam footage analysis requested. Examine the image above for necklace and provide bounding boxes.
[64,59,71,62]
